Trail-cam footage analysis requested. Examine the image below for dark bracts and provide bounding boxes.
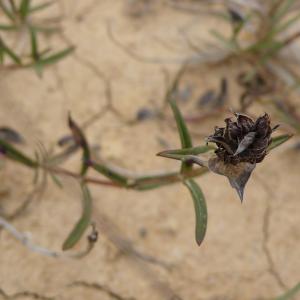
[207,113,275,165]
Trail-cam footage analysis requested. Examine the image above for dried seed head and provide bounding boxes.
[207,113,276,201]
[207,113,274,165]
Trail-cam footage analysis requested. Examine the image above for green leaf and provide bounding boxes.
[272,0,296,24]
[135,182,172,191]
[133,168,209,190]
[29,26,39,60]
[0,1,15,21]
[68,114,90,176]
[32,62,44,78]
[165,66,185,104]
[274,11,300,35]
[268,134,292,151]
[169,99,193,172]
[33,151,40,184]
[0,45,3,64]
[0,138,37,168]
[33,25,60,33]
[156,153,207,168]
[275,282,300,300]
[210,30,236,50]
[90,161,128,186]
[184,179,207,246]
[62,183,92,250]
[0,24,17,31]
[49,172,63,189]
[1,40,22,65]
[157,145,214,157]
[19,0,31,19]
[30,46,74,67]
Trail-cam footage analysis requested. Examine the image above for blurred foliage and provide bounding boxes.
[0,0,74,75]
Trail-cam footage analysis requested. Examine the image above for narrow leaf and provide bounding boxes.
[0,1,15,21]
[1,41,22,65]
[31,46,74,67]
[49,172,63,189]
[275,282,300,300]
[19,0,31,19]
[157,153,208,167]
[133,168,209,190]
[169,99,193,172]
[169,99,192,149]
[274,11,300,35]
[184,179,207,246]
[29,26,39,60]
[62,184,92,250]
[272,0,296,24]
[210,30,236,50]
[157,145,214,157]
[68,114,90,176]
[32,62,44,77]
[165,66,185,104]
[33,25,59,33]
[0,45,3,64]
[0,24,17,31]
[268,134,292,151]
[0,138,37,168]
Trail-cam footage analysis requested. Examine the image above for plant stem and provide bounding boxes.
[42,164,208,190]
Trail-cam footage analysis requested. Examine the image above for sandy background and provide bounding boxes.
[0,1,299,299]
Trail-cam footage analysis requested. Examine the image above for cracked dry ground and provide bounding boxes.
[0,1,299,300]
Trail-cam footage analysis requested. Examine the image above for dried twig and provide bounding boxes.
[0,216,97,259]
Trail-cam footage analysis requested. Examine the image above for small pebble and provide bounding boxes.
[293,141,300,150]
[139,227,148,238]
[57,134,74,147]
[136,107,156,121]
[176,85,193,102]
[197,90,216,107]
[215,77,228,107]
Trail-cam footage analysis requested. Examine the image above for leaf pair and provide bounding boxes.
[29,46,75,77]
[162,98,208,246]
[0,38,22,65]
[61,116,93,250]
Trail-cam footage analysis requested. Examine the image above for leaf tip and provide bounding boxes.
[196,237,204,246]
[156,150,165,157]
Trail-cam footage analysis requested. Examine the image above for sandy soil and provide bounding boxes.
[0,1,299,300]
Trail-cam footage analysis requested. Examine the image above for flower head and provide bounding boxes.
[207,113,273,165]
[206,113,277,201]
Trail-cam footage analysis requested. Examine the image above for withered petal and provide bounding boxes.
[234,131,256,156]
[255,113,271,138]
[250,137,270,153]
[225,118,242,140]
[207,136,234,154]
[235,113,255,131]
